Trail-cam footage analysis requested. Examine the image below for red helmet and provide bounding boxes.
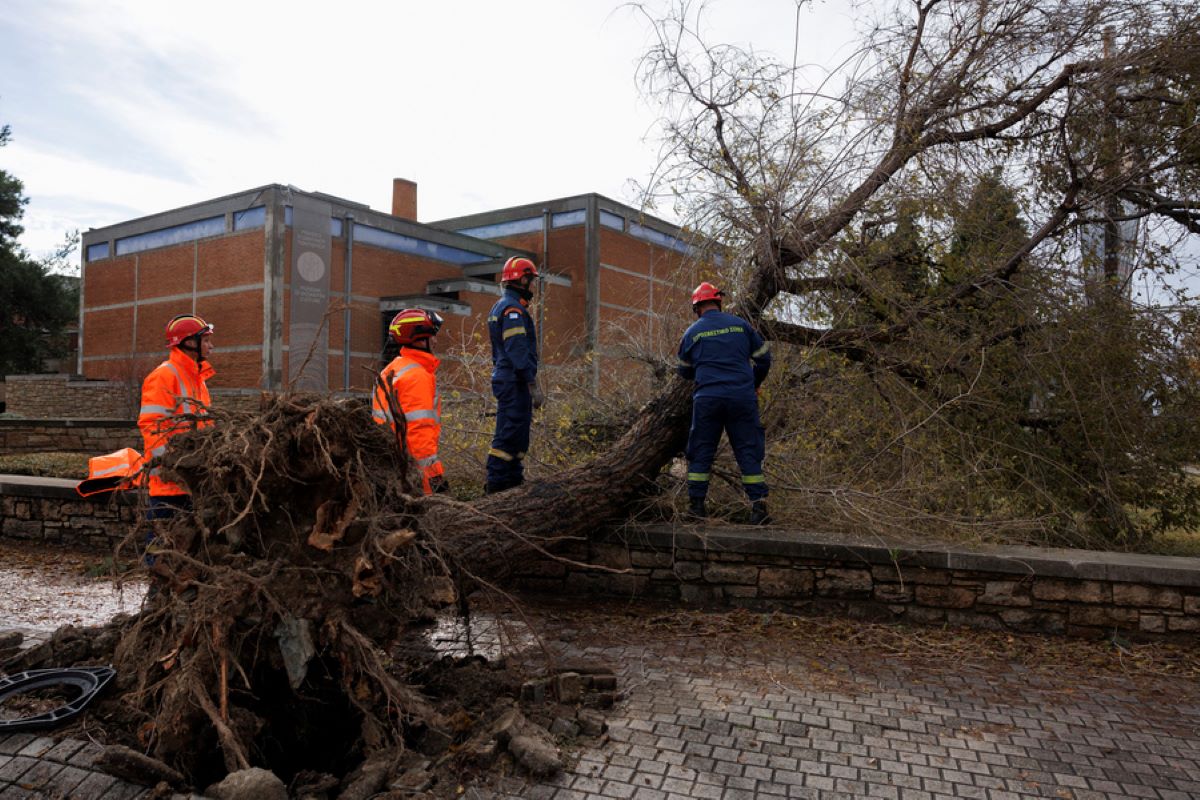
[500,256,539,282]
[691,282,724,309]
[165,314,214,347]
[388,308,444,346]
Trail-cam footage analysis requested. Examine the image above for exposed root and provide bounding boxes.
[7,394,610,794]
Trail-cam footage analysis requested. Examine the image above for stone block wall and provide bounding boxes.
[4,374,268,420]
[513,526,1200,641]
[3,477,1198,641]
[4,375,134,419]
[0,419,139,455]
[0,478,136,550]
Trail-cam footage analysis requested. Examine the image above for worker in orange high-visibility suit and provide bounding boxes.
[138,313,215,523]
[372,308,449,495]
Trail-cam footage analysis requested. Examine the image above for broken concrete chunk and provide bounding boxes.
[520,678,550,703]
[576,708,607,736]
[549,717,580,737]
[206,767,288,800]
[583,690,616,709]
[589,674,618,691]
[554,671,583,703]
[507,732,562,776]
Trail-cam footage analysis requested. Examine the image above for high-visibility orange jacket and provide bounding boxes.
[138,348,215,497]
[76,447,145,497]
[371,347,444,494]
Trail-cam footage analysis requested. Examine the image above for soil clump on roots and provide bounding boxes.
[5,394,610,797]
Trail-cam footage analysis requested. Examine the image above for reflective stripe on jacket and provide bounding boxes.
[138,348,215,497]
[487,288,538,383]
[372,347,444,494]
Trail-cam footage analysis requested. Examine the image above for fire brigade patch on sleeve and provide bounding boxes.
[506,310,523,320]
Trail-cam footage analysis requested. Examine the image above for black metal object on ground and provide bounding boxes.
[0,666,115,732]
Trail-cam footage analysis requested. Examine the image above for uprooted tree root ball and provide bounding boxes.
[6,394,615,796]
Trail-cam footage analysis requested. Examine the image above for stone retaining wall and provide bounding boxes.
[3,476,1198,640]
[0,477,136,551]
[4,375,134,419]
[514,525,1200,641]
[4,374,266,420]
[0,419,139,455]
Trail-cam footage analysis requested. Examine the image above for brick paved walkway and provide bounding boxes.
[477,610,1200,800]
[2,609,1198,799]
[0,735,147,799]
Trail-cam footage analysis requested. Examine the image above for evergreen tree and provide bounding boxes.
[0,123,78,376]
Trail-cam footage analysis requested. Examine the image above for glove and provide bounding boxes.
[529,381,546,410]
[428,475,450,494]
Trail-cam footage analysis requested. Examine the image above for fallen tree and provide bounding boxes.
[9,0,1200,791]
[6,391,657,793]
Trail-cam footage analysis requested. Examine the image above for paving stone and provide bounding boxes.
[68,771,118,800]
[39,739,88,764]
[0,755,37,782]
[12,757,64,790]
[39,763,91,796]
[0,737,33,757]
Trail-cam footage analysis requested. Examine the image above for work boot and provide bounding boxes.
[686,497,706,520]
[749,500,771,526]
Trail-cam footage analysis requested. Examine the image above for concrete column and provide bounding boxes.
[585,195,600,394]
[262,187,286,390]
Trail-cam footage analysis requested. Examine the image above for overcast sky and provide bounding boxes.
[1,0,860,261]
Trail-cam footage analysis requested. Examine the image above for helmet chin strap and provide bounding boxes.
[510,278,534,302]
[180,336,205,367]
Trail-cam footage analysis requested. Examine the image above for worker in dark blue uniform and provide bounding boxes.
[485,256,544,493]
[676,282,773,524]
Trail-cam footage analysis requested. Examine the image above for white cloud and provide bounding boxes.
[1,0,859,259]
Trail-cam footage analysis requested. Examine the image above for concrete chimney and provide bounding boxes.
[391,178,417,220]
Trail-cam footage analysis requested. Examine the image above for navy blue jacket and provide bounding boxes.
[488,288,538,383]
[676,309,771,398]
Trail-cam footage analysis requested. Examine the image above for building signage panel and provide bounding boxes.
[288,195,332,391]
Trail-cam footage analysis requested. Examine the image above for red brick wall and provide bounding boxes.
[196,232,265,291]
[84,256,137,308]
[132,245,195,300]
[82,231,268,388]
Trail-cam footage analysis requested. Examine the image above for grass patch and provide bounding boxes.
[0,451,89,479]
[1148,528,1200,557]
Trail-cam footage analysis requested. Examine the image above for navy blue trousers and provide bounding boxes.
[686,394,767,501]
[145,494,192,565]
[487,378,532,489]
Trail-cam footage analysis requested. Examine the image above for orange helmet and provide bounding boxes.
[388,308,444,346]
[165,314,214,347]
[691,282,724,310]
[501,256,539,282]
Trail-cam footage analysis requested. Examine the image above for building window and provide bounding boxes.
[552,209,586,228]
[114,215,226,256]
[86,242,109,262]
[233,206,266,230]
[629,222,693,255]
[354,224,493,264]
[600,210,625,231]
[455,216,544,239]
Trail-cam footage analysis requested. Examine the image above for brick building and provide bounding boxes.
[78,180,704,396]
